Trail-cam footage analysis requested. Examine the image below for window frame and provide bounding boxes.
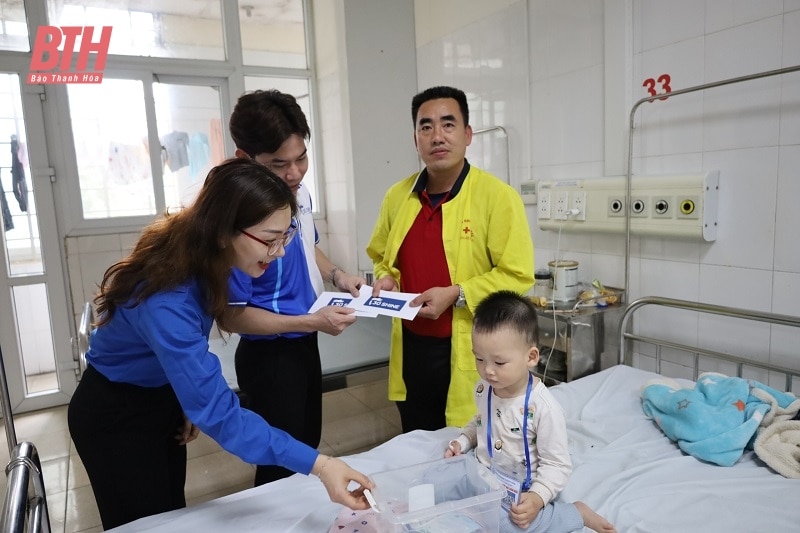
[34,0,323,237]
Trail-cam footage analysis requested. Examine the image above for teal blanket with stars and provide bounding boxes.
[641,372,799,467]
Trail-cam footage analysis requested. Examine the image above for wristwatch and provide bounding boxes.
[454,284,466,308]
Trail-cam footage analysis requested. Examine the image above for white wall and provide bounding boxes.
[412,0,800,378]
[313,0,419,274]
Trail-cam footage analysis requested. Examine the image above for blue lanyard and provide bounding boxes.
[487,372,534,490]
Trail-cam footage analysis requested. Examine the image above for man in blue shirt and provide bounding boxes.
[225,90,366,486]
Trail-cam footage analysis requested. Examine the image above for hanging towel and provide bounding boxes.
[189,132,210,181]
[1,174,13,231]
[11,137,28,212]
[160,131,190,172]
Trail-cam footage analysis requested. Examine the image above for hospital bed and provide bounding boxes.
[100,296,799,532]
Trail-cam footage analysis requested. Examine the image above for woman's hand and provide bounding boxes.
[313,455,375,510]
[175,415,200,445]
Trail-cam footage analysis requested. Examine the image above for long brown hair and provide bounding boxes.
[94,158,297,330]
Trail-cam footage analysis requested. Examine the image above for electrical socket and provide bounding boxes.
[608,196,625,217]
[536,172,718,241]
[554,190,570,220]
[677,196,700,219]
[652,197,673,219]
[630,197,648,218]
[570,191,586,221]
[537,191,552,219]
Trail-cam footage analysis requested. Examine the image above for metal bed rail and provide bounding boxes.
[618,296,800,392]
[1,441,51,533]
[75,302,93,381]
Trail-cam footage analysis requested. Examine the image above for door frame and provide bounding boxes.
[0,68,76,414]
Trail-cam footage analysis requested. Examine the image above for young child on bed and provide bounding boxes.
[445,291,615,533]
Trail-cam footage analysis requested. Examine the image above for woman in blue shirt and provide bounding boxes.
[67,158,372,530]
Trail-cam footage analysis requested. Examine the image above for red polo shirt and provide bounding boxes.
[397,162,469,338]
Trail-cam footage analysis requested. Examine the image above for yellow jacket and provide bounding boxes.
[367,164,534,426]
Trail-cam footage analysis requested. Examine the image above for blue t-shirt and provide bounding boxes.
[86,278,317,472]
[228,228,318,341]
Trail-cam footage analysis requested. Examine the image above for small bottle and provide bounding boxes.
[533,269,552,299]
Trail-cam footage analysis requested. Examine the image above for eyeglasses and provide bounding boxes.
[239,220,298,256]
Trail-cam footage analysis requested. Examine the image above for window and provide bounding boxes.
[153,81,226,211]
[47,0,225,60]
[67,79,155,219]
[239,0,307,69]
[39,0,320,229]
[0,0,30,52]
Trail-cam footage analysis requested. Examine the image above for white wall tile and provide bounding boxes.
[76,234,121,254]
[787,0,800,13]
[589,234,627,258]
[635,303,699,359]
[780,70,800,146]
[528,0,603,82]
[638,0,705,52]
[701,147,778,270]
[774,145,800,273]
[118,232,139,254]
[589,253,627,290]
[703,17,782,151]
[626,255,642,301]
[66,252,84,315]
[532,231,553,262]
[530,65,604,166]
[551,232,592,260]
[641,258,700,301]
[705,16,783,80]
[79,251,125,305]
[633,153,705,178]
[698,264,772,365]
[780,11,800,146]
[770,271,800,371]
[704,0,783,34]
[636,37,705,157]
[413,0,518,47]
[628,259,699,364]
[640,236,702,264]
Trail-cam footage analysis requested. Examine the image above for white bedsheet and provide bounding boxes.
[110,365,800,532]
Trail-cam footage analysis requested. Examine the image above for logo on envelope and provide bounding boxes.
[328,297,352,307]
[364,296,404,312]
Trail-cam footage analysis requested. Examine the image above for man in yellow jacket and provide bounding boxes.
[367,86,534,430]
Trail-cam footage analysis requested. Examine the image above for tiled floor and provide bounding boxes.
[0,366,398,532]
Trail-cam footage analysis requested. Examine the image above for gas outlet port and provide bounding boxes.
[608,197,625,217]
[630,197,648,218]
[678,196,700,219]
[652,197,672,218]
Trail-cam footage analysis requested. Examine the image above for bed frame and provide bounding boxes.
[618,296,800,392]
[4,296,799,533]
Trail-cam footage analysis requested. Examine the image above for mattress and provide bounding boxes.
[109,365,800,532]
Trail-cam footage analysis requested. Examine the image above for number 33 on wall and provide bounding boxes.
[643,74,672,101]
